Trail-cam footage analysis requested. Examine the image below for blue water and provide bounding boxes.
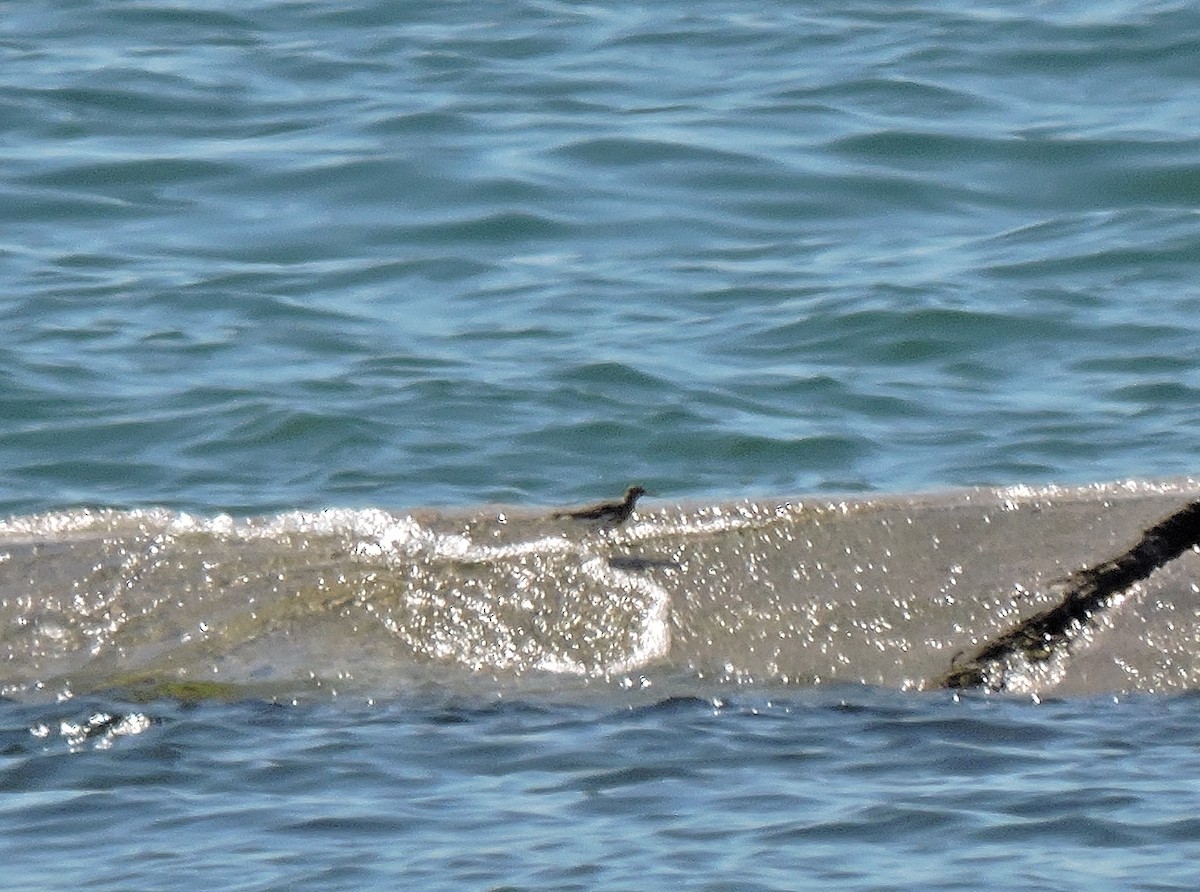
[6,690,1200,890]
[5,0,1200,888]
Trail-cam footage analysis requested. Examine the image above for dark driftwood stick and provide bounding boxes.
[936,500,1200,690]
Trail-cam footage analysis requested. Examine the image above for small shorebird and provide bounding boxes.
[553,485,646,528]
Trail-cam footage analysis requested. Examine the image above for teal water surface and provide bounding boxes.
[3,0,1199,514]
[5,1,1200,889]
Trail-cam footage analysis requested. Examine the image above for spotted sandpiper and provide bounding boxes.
[553,485,646,528]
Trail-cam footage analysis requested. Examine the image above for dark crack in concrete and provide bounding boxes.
[936,500,1200,691]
